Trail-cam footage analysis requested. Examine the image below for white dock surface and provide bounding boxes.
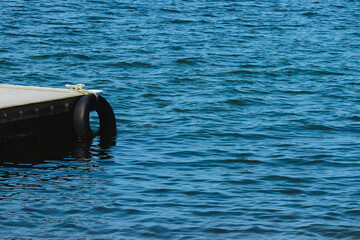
[0,84,83,109]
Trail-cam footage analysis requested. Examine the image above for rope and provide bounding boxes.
[66,84,101,109]
[65,84,94,95]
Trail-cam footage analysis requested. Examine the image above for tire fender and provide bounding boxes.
[73,94,116,136]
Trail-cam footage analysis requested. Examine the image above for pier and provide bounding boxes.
[0,84,116,143]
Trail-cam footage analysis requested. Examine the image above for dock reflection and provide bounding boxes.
[0,134,116,167]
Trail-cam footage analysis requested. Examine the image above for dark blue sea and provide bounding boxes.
[1,0,360,239]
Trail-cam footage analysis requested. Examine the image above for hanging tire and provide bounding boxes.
[73,94,116,136]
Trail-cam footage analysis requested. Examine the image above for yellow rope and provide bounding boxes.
[65,84,93,95]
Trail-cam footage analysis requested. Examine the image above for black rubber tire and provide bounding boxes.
[73,94,116,136]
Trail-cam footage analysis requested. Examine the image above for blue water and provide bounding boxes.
[1,0,360,239]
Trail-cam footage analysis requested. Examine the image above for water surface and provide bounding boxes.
[1,0,360,239]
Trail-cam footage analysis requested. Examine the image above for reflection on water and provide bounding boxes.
[0,133,118,240]
[0,134,116,168]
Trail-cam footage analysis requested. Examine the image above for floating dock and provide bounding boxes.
[0,84,116,143]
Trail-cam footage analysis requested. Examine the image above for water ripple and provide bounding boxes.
[1,0,360,239]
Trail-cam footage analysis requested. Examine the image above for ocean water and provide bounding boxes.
[1,0,360,239]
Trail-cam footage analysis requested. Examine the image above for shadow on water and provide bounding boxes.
[0,134,116,168]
